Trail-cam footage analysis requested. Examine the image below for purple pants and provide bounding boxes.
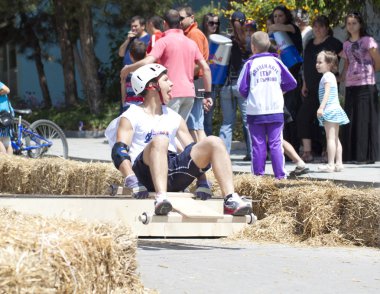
[248,122,286,179]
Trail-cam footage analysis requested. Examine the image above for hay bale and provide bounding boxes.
[0,155,123,195]
[0,208,149,293]
[338,191,380,247]
[229,211,300,243]
[303,230,355,247]
[229,174,380,248]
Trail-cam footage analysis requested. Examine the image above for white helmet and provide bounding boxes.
[131,63,167,95]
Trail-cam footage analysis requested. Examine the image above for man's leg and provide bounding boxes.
[190,136,234,196]
[142,136,170,193]
[219,85,236,153]
[141,135,173,215]
[189,136,252,216]
[0,140,6,153]
[187,97,206,142]
[235,88,252,159]
[168,97,194,122]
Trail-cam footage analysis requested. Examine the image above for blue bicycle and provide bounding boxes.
[11,109,69,159]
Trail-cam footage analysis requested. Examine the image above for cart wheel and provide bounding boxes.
[247,213,257,225]
[109,184,118,196]
[139,212,151,225]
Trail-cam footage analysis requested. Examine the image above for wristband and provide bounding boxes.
[204,91,212,98]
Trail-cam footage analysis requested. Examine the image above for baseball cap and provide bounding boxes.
[244,20,257,30]
[231,11,246,24]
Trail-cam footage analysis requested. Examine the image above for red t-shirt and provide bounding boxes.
[146,31,164,54]
[149,29,204,98]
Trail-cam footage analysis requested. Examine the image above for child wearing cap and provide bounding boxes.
[237,31,297,179]
[244,20,257,55]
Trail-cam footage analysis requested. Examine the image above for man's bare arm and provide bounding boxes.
[176,118,195,149]
[120,55,156,81]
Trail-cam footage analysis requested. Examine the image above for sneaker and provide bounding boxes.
[154,199,172,215]
[335,164,344,172]
[289,166,310,177]
[243,154,251,161]
[224,194,252,216]
[317,164,334,173]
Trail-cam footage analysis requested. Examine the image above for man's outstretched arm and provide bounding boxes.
[112,117,149,198]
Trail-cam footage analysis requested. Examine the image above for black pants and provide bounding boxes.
[296,89,325,154]
[341,85,379,162]
[283,63,302,154]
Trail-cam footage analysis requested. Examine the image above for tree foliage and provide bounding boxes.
[222,0,380,30]
[0,0,175,113]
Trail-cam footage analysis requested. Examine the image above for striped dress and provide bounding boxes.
[318,72,349,126]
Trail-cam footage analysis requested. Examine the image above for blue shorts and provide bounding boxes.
[187,97,204,130]
[132,143,210,192]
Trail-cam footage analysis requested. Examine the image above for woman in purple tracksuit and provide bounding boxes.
[237,31,297,179]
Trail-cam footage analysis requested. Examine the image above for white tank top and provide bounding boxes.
[105,104,181,164]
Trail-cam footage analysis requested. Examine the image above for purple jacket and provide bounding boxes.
[237,52,297,116]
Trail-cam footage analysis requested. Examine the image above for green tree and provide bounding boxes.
[0,0,54,108]
[52,0,79,107]
[223,0,380,30]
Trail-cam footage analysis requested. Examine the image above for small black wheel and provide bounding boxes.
[29,119,69,159]
[109,184,118,196]
[247,213,257,225]
[139,212,151,225]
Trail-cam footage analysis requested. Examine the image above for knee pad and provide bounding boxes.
[111,142,131,169]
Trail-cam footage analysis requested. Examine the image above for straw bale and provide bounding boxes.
[303,230,355,247]
[0,155,123,195]
[227,174,380,247]
[0,208,150,293]
[337,191,380,246]
[229,211,300,243]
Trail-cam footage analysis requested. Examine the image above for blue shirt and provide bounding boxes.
[122,34,150,66]
[0,82,12,113]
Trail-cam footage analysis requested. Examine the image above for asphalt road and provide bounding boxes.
[137,239,380,294]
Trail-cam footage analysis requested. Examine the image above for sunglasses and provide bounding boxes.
[208,21,220,26]
[180,15,190,21]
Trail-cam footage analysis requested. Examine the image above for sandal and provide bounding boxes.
[289,166,310,177]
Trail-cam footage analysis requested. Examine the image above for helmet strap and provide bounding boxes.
[145,81,165,105]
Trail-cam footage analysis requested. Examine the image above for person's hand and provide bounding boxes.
[317,108,323,118]
[203,97,213,112]
[301,84,308,97]
[127,30,137,40]
[124,175,149,199]
[120,65,130,81]
[195,180,212,200]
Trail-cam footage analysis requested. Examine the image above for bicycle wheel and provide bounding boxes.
[11,117,32,156]
[29,119,69,159]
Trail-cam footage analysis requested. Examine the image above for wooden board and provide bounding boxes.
[169,197,223,219]
[0,195,254,237]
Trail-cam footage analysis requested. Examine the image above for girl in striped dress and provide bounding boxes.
[316,51,349,172]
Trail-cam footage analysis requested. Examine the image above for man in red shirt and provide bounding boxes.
[146,15,164,54]
[120,9,212,122]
